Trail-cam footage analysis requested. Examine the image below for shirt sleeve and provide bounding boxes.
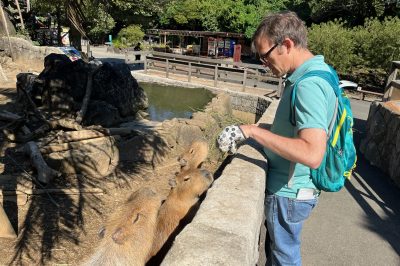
[294,77,332,133]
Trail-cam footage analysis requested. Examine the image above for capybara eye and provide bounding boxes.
[98,226,106,238]
[132,213,140,224]
[183,175,191,181]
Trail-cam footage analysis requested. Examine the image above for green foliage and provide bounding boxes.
[308,20,356,73]
[308,17,400,87]
[308,0,386,25]
[115,25,145,48]
[85,3,115,43]
[354,17,400,70]
[159,0,286,36]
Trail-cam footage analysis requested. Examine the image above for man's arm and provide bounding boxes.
[240,125,326,169]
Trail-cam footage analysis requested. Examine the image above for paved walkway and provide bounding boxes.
[301,117,400,265]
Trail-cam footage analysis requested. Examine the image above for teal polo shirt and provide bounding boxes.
[264,55,337,198]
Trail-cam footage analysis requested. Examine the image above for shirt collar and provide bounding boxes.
[286,55,325,84]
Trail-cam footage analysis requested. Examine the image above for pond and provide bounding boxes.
[140,83,215,121]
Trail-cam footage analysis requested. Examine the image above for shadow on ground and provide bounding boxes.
[346,118,400,257]
[0,91,170,264]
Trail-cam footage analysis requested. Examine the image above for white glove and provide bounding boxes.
[217,125,246,154]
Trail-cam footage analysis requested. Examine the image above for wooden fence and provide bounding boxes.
[125,51,284,95]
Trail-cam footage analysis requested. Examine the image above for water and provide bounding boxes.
[140,83,215,121]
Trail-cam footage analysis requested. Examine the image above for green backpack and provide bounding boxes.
[290,67,357,192]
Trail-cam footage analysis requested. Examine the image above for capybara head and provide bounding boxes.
[178,140,209,171]
[100,187,162,245]
[175,169,213,198]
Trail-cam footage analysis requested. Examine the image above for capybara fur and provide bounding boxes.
[147,168,213,261]
[84,187,162,266]
[175,140,209,186]
[178,140,208,171]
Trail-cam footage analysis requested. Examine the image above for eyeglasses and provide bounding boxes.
[259,43,278,64]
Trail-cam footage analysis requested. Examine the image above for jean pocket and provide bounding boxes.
[288,198,317,223]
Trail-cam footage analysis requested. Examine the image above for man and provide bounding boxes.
[220,11,337,265]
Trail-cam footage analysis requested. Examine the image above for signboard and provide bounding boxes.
[58,46,81,61]
[207,37,217,56]
[233,44,241,62]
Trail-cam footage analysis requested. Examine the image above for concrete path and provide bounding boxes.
[301,103,400,265]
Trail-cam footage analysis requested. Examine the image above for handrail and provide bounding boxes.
[125,51,283,94]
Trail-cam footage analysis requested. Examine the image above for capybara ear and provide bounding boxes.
[98,226,106,238]
[112,227,125,245]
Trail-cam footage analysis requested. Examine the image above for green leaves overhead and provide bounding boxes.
[158,0,286,38]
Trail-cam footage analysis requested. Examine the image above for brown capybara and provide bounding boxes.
[178,140,209,172]
[84,187,162,266]
[147,168,214,261]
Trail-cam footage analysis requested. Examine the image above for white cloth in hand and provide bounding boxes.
[217,125,246,154]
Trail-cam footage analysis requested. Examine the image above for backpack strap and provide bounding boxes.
[288,69,339,188]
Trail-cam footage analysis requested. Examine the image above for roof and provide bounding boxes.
[146,29,244,38]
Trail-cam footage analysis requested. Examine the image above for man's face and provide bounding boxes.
[255,37,288,78]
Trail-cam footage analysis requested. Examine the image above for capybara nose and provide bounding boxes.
[199,169,214,182]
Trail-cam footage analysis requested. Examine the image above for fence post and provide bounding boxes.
[214,65,218,87]
[188,62,192,82]
[242,68,247,91]
[144,54,148,74]
[255,69,260,88]
[166,59,169,78]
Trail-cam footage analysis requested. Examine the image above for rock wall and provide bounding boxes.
[360,100,400,187]
[0,37,61,62]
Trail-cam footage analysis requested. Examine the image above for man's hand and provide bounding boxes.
[217,125,246,154]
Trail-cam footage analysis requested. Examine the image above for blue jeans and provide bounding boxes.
[265,192,318,266]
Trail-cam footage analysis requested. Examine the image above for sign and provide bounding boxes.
[233,44,241,62]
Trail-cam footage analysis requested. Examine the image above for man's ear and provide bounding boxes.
[281,38,294,54]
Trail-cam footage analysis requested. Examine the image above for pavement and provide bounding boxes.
[91,48,400,265]
[302,114,400,265]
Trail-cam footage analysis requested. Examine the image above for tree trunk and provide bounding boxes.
[0,4,15,61]
[14,0,24,30]
[69,24,82,51]
[25,141,61,184]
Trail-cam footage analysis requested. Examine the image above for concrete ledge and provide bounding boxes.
[162,100,279,265]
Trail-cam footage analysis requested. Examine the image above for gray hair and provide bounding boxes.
[252,11,308,50]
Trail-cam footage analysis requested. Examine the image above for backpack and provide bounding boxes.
[290,67,357,192]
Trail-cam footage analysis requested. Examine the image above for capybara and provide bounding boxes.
[84,187,162,266]
[174,140,209,186]
[147,168,214,261]
[178,140,208,171]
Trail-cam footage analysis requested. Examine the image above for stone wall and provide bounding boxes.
[161,100,278,266]
[360,100,400,187]
[0,37,61,62]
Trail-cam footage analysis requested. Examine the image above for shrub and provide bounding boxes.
[308,20,357,73]
[115,25,145,49]
[354,17,400,71]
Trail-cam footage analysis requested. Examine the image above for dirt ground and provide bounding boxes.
[0,60,219,265]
